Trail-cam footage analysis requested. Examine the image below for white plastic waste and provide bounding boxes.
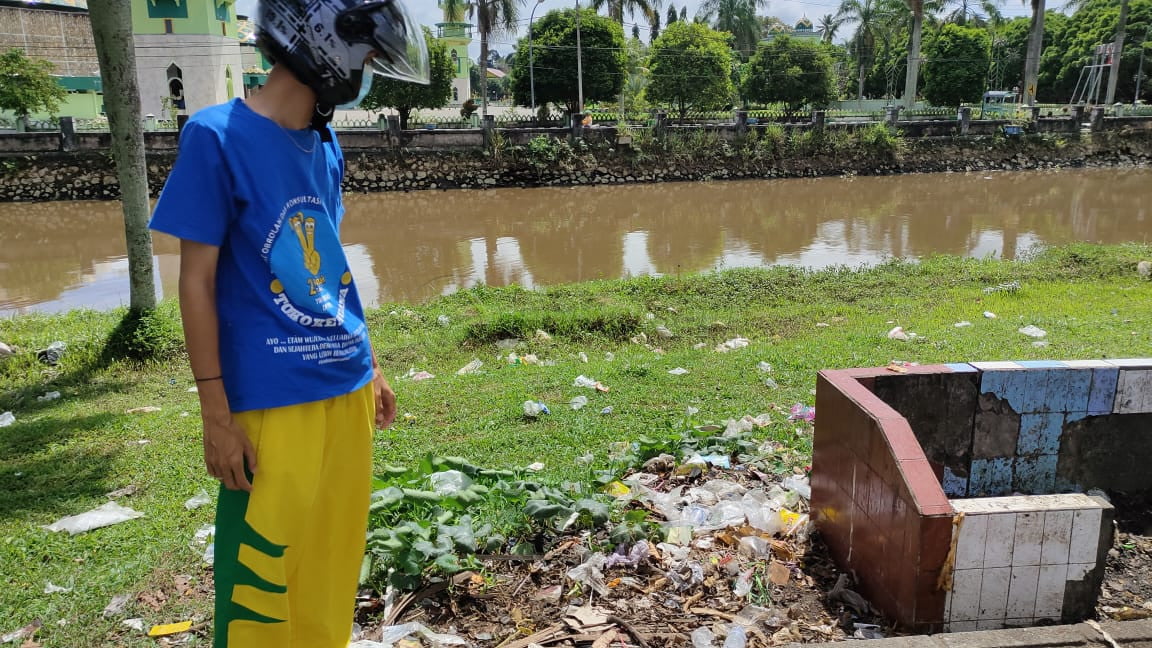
[764,377,779,389]
[781,475,812,500]
[522,401,549,417]
[715,338,750,352]
[577,352,589,363]
[43,501,145,535]
[437,315,451,327]
[183,489,212,511]
[722,624,747,648]
[983,311,997,319]
[566,552,608,595]
[36,391,61,402]
[0,412,13,428]
[191,524,215,565]
[456,358,483,375]
[44,582,72,594]
[668,368,690,375]
[604,352,615,362]
[570,395,589,410]
[954,321,973,328]
[351,622,467,647]
[655,325,674,338]
[691,626,716,648]
[756,361,773,372]
[887,326,910,341]
[1019,325,1047,338]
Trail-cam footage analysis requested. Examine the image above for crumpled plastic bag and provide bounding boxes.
[184,489,212,511]
[43,501,144,535]
[350,622,468,647]
[781,475,811,501]
[604,540,650,568]
[566,552,608,595]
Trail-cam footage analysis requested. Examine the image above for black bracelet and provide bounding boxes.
[194,375,223,382]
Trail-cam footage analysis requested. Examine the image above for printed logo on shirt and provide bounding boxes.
[266,198,353,328]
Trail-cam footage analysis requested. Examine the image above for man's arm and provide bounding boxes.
[179,239,258,492]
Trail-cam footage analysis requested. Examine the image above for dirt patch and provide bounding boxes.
[1097,491,1152,623]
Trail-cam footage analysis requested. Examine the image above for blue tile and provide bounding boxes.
[1064,411,1088,424]
[1014,454,1058,494]
[970,457,1014,496]
[980,371,1006,397]
[1043,369,1093,413]
[943,467,969,498]
[1087,367,1120,414]
[999,370,1034,413]
[1021,369,1051,413]
[1017,412,1064,456]
[947,363,979,373]
[1017,360,1067,369]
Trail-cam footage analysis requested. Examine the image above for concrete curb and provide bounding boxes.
[792,619,1152,647]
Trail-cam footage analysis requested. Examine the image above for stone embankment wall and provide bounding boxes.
[0,122,1150,202]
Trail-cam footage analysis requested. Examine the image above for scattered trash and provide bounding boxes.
[578,352,589,363]
[853,623,885,640]
[600,406,613,415]
[691,626,716,648]
[954,321,973,328]
[763,378,779,389]
[1139,261,1152,278]
[604,352,615,362]
[36,341,65,366]
[0,341,13,358]
[1033,340,1050,348]
[0,412,13,428]
[630,333,648,345]
[570,395,589,411]
[886,326,915,341]
[125,406,161,414]
[645,312,656,321]
[534,329,553,342]
[1,621,41,644]
[36,391,61,402]
[361,622,467,646]
[105,485,138,499]
[782,475,812,500]
[43,501,145,535]
[789,404,815,423]
[404,369,435,381]
[43,582,71,594]
[723,623,747,648]
[983,281,1020,294]
[507,353,541,366]
[456,359,483,375]
[715,337,750,353]
[573,375,610,392]
[495,338,520,350]
[184,489,212,511]
[437,315,451,327]
[147,621,193,637]
[523,401,550,418]
[119,619,146,633]
[756,362,773,373]
[190,524,215,565]
[526,462,546,472]
[655,325,674,339]
[102,594,130,618]
[567,552,609,596]
[983,311,997,319]
[186,386,198,393]
[668,368,690,375]
[1018,325,1047,338]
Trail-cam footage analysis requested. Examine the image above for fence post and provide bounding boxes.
[958,106,971,136]
[885,106,901,126]
[483,114,496,147]
[570,112,585,140]
[1089,106,1106,132]
[387,115,401,136]
[811,110,826,131]
[59,116,76,152]
[1070,104,1085,125]
[735,109,748,135]
[655,110,667,141]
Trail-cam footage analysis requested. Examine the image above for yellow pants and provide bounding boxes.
[213,384,373,648]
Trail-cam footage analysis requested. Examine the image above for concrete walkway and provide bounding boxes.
[794,619,1152,647]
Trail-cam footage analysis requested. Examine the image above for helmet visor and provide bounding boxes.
[368,0,430,85]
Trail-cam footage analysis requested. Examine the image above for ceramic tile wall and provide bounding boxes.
[943,494,1112,631]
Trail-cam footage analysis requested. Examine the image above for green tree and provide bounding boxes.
[923,23,992,105]
[442,0,524,118]
[1064,0,1130,103]
[942,0,1005,26]
[510,8,626,113]
[646,21,735,120]
[0,49,66,127]
[591,0,661,24]
[742,35,837,109]
[817,13,844,42]
[696,0,770,56]
[838,0,893,100]
[360,29,453,129]
[1041,0,1149,103]
[667,3,678,24]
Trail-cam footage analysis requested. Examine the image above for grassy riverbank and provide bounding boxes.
[2,243,1152,646]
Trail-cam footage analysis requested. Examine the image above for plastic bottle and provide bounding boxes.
[722,625,747,648]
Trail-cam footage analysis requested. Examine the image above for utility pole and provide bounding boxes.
[576,0,584,113]
[529,0,544,113]
[1104,0,1129,105]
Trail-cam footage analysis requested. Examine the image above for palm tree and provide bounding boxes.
[817,13,842,43]
[442,0,524,118]
[1021,0,1044,105]
[696,0,770,56]
[1064,0,1129,104]
[941,0,1003,26]
[590,0,661,24]
[837,0,890,102]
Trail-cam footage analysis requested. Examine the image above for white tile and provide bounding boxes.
[1104,358,1152,368]
[978,566,1011,621]
[950,569,983,622]
[1006,565,1040,618]
[1013,511,1045,566]
[948,621,978,632]
[1060,360,1114,369]
[951,493,1100,514]
[1034,564,1068,620]
[1069,508,1103,565]
[984,514,1017,568]
[971,361,1025,371]
[1041,510,1073,565]
[955,514,989,570]
[1067,562,1095,581]
[976,620,1004,630]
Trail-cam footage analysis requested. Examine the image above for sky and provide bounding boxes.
[234,0,1050,55]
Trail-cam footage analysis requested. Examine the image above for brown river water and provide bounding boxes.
[0,168,1149,315]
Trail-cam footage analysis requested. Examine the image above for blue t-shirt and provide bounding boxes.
[150,98,373,412]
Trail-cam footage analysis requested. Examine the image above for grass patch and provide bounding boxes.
[1,243,1152,645]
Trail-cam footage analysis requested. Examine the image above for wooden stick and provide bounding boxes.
[607,615,651,648]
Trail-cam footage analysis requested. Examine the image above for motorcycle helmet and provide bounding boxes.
[255,0,430,108]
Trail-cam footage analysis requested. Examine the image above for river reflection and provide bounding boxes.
[0,168,1149,314]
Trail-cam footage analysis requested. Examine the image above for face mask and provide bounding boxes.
[336,71,374,109]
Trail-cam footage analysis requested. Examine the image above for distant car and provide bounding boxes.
[981,90,1020,117]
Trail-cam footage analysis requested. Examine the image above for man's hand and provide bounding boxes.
[203,414,258,492]
[373,368,397,429]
